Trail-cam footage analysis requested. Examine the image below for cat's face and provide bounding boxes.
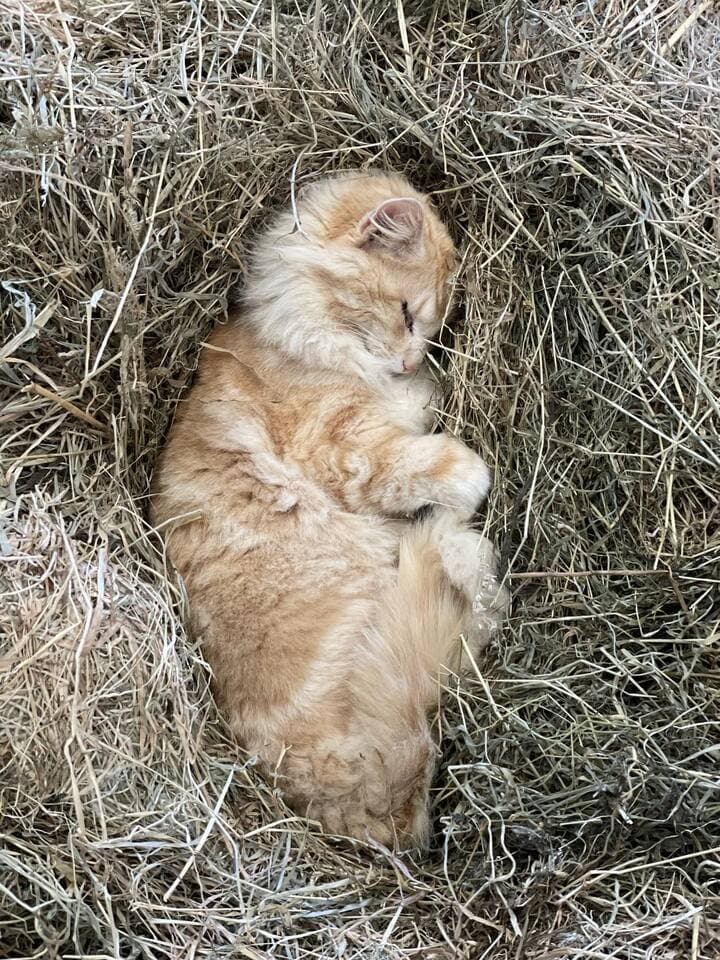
[248,172,457,381]
[286,174,455,376]
[322,189,457,377]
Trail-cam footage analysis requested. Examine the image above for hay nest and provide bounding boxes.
[1,1,719,957]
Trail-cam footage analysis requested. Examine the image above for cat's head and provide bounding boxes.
[245,171,457,381]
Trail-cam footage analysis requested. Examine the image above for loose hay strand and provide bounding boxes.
[1,1,719,958]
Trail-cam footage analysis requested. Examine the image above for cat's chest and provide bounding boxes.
[380,371,438,434]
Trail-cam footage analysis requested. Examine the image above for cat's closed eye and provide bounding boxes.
[401,301,414,332]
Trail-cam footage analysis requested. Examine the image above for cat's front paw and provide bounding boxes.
[441,446,491,518]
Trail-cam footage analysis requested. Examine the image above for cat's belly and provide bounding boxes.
[169,494,403,724]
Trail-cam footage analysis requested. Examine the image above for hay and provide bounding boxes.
[1,0,719,956]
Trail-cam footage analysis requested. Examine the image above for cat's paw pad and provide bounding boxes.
[471,577,510,630]
[466,544,510,653]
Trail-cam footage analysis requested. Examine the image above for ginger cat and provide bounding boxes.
[151,171,508,849]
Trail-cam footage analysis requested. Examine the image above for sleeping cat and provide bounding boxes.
[151,171,508,849]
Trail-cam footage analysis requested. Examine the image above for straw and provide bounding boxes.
[1,1,719,957]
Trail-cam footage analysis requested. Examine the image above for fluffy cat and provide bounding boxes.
[151,171,508,849]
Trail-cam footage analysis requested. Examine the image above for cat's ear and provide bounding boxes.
[356,197,424,255]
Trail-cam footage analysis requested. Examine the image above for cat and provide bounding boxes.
[151,170,509,849]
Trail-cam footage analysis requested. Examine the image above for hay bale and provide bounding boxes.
[1,1,718,957]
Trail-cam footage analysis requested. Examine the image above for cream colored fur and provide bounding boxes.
[151,171,509,849]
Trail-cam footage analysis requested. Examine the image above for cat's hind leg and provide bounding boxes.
[265,523,479,849]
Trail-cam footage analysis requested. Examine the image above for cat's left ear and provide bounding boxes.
[356,197,424,255]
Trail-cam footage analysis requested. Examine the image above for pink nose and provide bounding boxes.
[402,357,418,373]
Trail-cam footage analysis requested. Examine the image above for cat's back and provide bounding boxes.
[170,318,279,440]
[151,319,278,528]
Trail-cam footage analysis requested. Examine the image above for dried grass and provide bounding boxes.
[1,1,719,958]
